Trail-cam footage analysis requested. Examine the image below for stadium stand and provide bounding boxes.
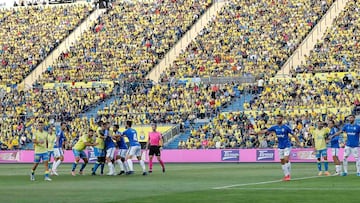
[2,0,360,150]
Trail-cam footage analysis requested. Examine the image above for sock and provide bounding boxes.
[72,162,78,171]
[93,162,100,173]
[100,163,105,174]
[281,164,289,176]
[343,158,348,173]
[159,160,165,169]
[324,161,328,171]
[80,163,87,172]
[48,162,53,170]
[31,169,35,175]
[356,160,360,173]
[123,161,129,172]
[116,160,124,171]
[53,160,61,171]
[127,159,134,171]
[108,162,114,174]
[286,162,290,174]
[149,159,153,171]
[317,161,322,171]
[45,170,49,178]
[139,160,146,172]
[335,165,341,173]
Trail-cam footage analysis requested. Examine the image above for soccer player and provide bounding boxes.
[92,121,106,176]
[311,121,330,176]
[145,123,165,173]
[71,129,97,176]
[51,122,67,176]
[103,122,116,176]
[255,114,301,181]
[47,125,56,172]
[122,120,147,176]
[333,114,360,176]
[327,120,341,175]
[30,121,52,181]
[113,124,128,175]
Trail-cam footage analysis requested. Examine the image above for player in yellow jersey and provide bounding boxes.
[47,126,56,173]
[71,129,97,176]
[30,121,51,181]
[92,121,106,175]
[311,121,330,176]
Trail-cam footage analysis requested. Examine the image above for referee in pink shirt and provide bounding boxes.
[146,123,165,173]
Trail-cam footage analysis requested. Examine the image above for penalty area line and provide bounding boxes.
[212,175,330,190]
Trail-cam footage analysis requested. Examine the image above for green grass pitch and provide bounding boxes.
[0,163,359,203]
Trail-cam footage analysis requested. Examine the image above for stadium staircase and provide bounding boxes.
[221,86,255,112]
[146,0,227,82]
[164,122,208,149]
[82,96,116,119]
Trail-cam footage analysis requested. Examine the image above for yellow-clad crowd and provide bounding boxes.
[0,3,93,86]
[37,0,212,84]
[0,84,112,149]
[161,0,334,81]
[294,0,360,74]
[178,109,351,150]
[2,0,360,151]
[243,73,360,115]
[96,82,236,125]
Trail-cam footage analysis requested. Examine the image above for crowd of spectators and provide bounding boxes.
[178,108,354,150]
[0,3,93,86]
[161,0,334,82]
[0,0,212,149]
[243,74,360,114]
[2,0,360,151]
[37,0,212,84]
[294,0,360,74]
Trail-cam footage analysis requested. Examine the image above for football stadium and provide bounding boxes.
[0,0,360,202]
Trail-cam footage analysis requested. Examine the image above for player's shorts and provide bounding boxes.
[331,148,339,157]
[94,147,105,157]
[344,146,359,158]
[34,152,49,163]
[128,145,141,157]
[117,149,128,158]
[106,147,116,160]
[72,149,87,159]
[315,149,327,159]
[149,146,161,156]
[278,148,290,159]
[48,151,54,160]
[54,148,64,158]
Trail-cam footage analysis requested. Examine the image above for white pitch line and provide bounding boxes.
[213,175,329,190]
[223,187,360,191]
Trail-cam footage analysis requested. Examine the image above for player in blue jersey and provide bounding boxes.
[103,122,116,175]
[256,114,301,181]
[333,115,360,176]
[327,120,341,175]
[51,122,67,176]
[122,120,147,176]
[113,124,129,175]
